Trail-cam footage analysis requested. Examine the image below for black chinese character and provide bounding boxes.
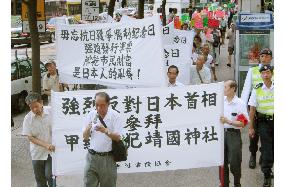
[61,30,69,40]
[145,130,163,148]
[165,160,172,166]
[201,91,217,107]
[80,30,89,41]
[136,162,142,168]
[147,96,160,112]
[125,132,142,148]
[65,135,79,151]
[202,126,218,143]
[163,26,169,34]
[184,92,199,109]
[122,96,142,114]
[184,128,201,145]
[84,43,93,54]
[155,161,162,166]
[114,29,123,40]
[124,115,142,131]
[83,68,90,79]
[83,138,90,150]
[164,93,182,110]
[145,161,151,167]
[83,97,94,114]
[96,29,104,41]
[148,24,155,36]
[144,114,162,129]
[171,49,179,58]
[105,29,113,42]
[62,97,80,115]
[166,130,180,145]
[100,68,108,79]
[110,96,120,113]
[164,49,170,59]
[70,29,79,41]
[73,67,81,78]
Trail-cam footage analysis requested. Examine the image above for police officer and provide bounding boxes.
[248,65,274,187]
[241,48,273,169]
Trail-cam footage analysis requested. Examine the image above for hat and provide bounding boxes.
[259,64,274,73]
[44,60,56,68]
[259,48,273,56]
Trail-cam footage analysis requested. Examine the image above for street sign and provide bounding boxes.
[21,0,46,33]
[81,0,100,21]
[22,20,46,33]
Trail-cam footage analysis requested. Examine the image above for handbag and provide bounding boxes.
[98,116,128,162]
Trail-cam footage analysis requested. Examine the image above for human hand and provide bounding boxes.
[95,125,107,133]
[220,116,227,124]
[249,128,255,138]
[46,144,55,152]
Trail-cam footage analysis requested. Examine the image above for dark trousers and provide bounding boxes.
[32,154,53,187]
[249,120,260,156]
[224,130,242,187]
[258,119,274,177]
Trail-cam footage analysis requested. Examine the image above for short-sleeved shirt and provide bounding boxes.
[204,54,214,69]
[22,106,52,160]
[43,73,61,103]
[190,65,211,85]
[168,81,185,87]
[82,108,123,152]
[224,96,249,129]
[248,83,274,107]
[227,29,235,48]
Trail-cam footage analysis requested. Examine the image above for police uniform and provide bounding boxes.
[241,48,273,168]
[248,65,274,186]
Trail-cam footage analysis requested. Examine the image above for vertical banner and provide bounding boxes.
[162,21,174,45]
[52,83,224,175]
[56,16,166,88]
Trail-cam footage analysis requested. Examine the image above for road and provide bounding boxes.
[11,40,272,187]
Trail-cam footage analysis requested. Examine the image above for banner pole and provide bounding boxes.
[219,165,224,187]
[52,175,56,187]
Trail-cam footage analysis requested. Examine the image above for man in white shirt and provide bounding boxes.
[220,80,249,187]
[83,92,123,187]
[43,60,66,104]
[167,65,184,87]
[190,54,211,85]
[22,93,55,187]
[202,44,218,81]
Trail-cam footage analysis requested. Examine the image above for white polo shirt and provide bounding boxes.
[168,81,185,87]
[83,108,123,152]
[190,65,211,85]
[224,96,249,129]
[22,106,52,160]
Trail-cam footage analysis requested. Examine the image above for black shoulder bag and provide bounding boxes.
[98,116,128,162]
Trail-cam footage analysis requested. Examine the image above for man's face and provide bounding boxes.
[182,24,188,30]
[202,46,210,55]
[95,96,109,116]
[46,63,57,75]
[167,68,178,82]
[261,70,273,80]
[224,81,234,97]
[260,54,272,64]
[29,101,43,116]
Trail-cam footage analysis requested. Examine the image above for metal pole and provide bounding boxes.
[52,175,57,187]
[219,165,224,187]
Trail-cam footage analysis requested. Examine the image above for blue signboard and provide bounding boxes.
[236,13,274,30]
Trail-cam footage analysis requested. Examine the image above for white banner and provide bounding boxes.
[173,29,195,47]
[56,16,166,87]
[52,83,224,176]
[164,44,192,85]
[162,21,174,45]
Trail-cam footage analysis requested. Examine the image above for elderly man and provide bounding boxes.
[202,43,218,81]
[83,92,123,187]
[220,80,249,187]
[190,54,211,85]
[167,65,184,87]
[22,93,55,187]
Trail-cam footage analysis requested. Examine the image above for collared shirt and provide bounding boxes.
[204,54,214,69]
[224,96,249,129]
[248,82,274,107]
[168,80,185,87]
[22,106,52,160]
[43,73,61,103]
[190,65,211,85]
[82,108,123,152]
[241,64,262,104]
